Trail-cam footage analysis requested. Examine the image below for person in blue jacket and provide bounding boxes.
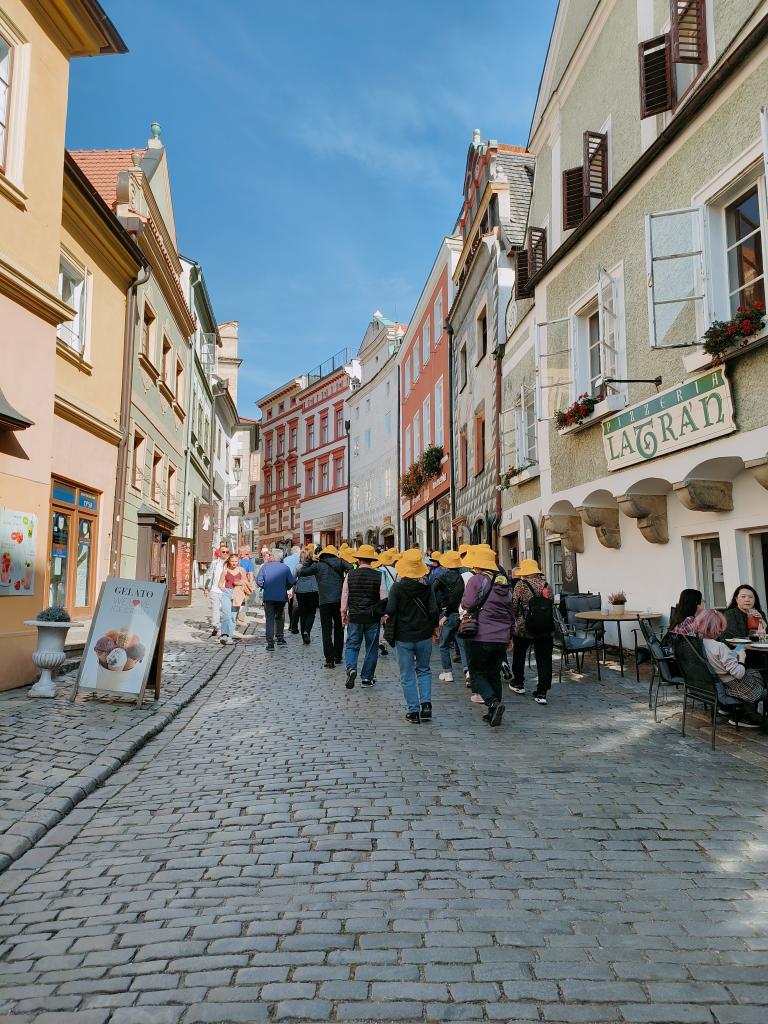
[256,550,296,651]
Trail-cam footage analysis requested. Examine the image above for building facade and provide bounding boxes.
[448,134,533,555]
[256,379,304,551]
[0,0,127,691]
[501,0,768,618]
[299,351,351,549]
[347,313,403,548]
[399,237,461,551]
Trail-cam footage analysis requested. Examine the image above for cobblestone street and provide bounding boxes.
[1,628,768,1024]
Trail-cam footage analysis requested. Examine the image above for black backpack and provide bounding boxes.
[522,579,554,636]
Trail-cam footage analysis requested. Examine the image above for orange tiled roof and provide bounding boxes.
[497,144,529,154]
[69,149,145,208]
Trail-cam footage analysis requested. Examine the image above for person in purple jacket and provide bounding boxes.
[461,547,515,727]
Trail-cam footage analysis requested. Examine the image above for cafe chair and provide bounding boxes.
[673,635,749,750]
[633,617,667,689]
[553,607,603,683]
[563,593,605,653]
[645,636,684,721]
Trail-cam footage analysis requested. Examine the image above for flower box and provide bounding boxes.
[556,393,626,435]
[683,324,768,375]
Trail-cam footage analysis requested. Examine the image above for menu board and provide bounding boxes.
[74,577,168,705]
[0,509,37,597]
[171,537,192,607]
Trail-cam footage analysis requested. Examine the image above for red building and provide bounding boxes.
[256,379,302,551]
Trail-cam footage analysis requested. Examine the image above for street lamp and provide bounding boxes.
[233,464,242,485]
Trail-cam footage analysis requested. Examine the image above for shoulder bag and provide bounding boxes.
[458,577,493,638]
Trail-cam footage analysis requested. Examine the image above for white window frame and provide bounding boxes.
[433,294,443,345]
[694,535,726,609]
[57,254,90,356]
[422,396,431,448]
[501,383,538,473]
[434,377,444,447]
[534,316,573,421]
[412,341,420,382]
[645,207,707,348]
[0,12,30,199]
[413,411,421,460]
[570,263,626,398]
[404,359,411,397]
[422,318,431,365]
[404,425,412,469]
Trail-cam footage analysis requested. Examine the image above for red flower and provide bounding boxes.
[739,319,753,332]
[754,301,765,309]
[727,324,738,335]
[578,404,588,416]
[737,305,745,313]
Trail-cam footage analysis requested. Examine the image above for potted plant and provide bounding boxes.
[555,393,600,430]
[419,444,445,481]
[24,606,83,699]
[702,302,766,361]
[607,591,627,614]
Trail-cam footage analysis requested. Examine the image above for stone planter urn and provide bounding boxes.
[24,620,83,698]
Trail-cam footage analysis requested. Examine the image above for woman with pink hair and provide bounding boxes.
[693,609,764,722]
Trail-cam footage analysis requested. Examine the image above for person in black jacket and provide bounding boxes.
[385,550,439,724]
[296,544,346,667]
[341,545,387,688]
[434,551,465,683]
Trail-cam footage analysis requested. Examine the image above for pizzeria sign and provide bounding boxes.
[602,368,735,471]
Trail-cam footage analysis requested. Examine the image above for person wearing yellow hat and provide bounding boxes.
[340,544,387,688]
[508,558,554,705]
[460,546,515,727]
[374,548,400,658]
[384,550,439,723]
[434,551,468,683]
[295,543,347,668]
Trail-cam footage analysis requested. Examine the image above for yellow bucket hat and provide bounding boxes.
[430,550,442,561]
[467,548,499,572]
[319,544,338,557]
[395,549,429,580]
[516,558,543,577]
[439,550,463,569]
[458,543,471,557]
[355,544,377,561]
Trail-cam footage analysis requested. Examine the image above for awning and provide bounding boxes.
[0,387,34,431]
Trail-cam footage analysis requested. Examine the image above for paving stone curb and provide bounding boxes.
[0,643,237,876]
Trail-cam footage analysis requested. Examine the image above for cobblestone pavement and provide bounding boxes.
[0,593,233,870]
[1,628,768,1024]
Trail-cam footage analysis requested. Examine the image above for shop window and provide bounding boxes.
[48,480,99,616]
[695,536,726,608]
[151,450,163,504]
[131,429,146,491]
[57,256,86,353]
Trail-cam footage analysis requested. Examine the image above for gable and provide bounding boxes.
[142,148,178,247]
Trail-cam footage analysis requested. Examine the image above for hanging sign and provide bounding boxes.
[73,577,168,706]
[602,368,735,471]
[0,510,37,595]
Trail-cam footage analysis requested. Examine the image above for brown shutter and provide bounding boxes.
[528,227,547,276]
[562,167,585,230]
[583,131,608,212]
[671,0,707,64]
[515,248,532,299]
[639,34,676,117]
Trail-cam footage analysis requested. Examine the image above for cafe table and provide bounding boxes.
[574,609,663,677]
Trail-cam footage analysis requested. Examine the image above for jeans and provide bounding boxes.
[512,634,554,694]
[264,601,286,643]
[320,602,344,663]
[396,639,433,712]
[210,591,222,629]
[468,640,507,705]
[296,592,319,636]
[345,621,380,680]
[220,589,234,638]
[439,613,468,671]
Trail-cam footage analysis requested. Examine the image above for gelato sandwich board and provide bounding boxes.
[72,577,169,707]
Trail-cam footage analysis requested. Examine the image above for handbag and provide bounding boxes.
[458,577,493,638]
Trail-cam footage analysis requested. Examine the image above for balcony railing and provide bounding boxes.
[305,347,351,383]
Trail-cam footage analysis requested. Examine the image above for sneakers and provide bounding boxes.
[379,644,389,656]
[500,661,513,681]
[470,693,485,704]
[302,632,310,644]
[439,672,454,682]
[220,636,234,646]
[405,711,421,724]
[534,694,548,705]
[483,702,505,727]
[266,642,275,651]
[276,639,287,647]
[508,683,526,694]
[361,677,375,687]
[464,670,471,687]
[346,668,357,689]
[210,627,220,638]
[323,661,335,669]
[729,718,761,728]
[420,702,433,721]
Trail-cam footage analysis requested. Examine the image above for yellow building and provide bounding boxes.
[0,1,127,691]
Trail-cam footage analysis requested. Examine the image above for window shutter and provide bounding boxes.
[597,266,619,386]
[639,34,675,118]
[671,0,707,64]
[515,248,532,299]
[562,167,585,230]
[534,316,573,421]
[528,227,547,276]
[583,131,608,211]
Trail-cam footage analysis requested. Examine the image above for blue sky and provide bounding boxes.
[67,0,557,415]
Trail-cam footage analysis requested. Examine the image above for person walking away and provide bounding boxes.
[204,541,230,638]
[385,550,439,723]
[284,545,302,633]
[237,545,255,626]
[341,545,387,688]
[217,552,249,645]
[294,547,320,644]
[256,549,296,651]
[510,559,554,704]
[434,551,466,682]
[296,544,346,668]
[461,548,513,727]
[375,549,399,656]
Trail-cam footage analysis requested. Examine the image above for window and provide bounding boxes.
[364,479,372,509]
[216,426,222,459]
[384,465,392,498]
[476,309,488,362]
[290,464,297,486]
[290,424,298,450]
[422,319,431,365]
[278,431,285,456]
[265,435,273,461]
[151,450,163,504]
[278,468,285,490]
[404,425,412,469]
[413,411,421,460]
[174,358,184,404]
[412,342,420,382]
[434,294,443,344]
[528,227,547,275]
[422,396,431,448]
[384,411,392,435]
[434,378,444,447]
[458,341,468,391]
[335,458,344,488]
[320,414,329,445]
[639,4,707,119]
[749,531,768,611]
[725,186,765,314]
[404,359,411,397]
[562,131,609,229]
[161,335,172,383]
[57,257,86,352]
[501,385,537,472]
[353,435,359,456]
[459,429,468,488]
[335,408,343,438]
[364,428,372,450]
[266,473,273,495]
[167,464,176,514]
[352,484,360,512]
[474,414,485,475]
[131,430,145,490]
[696,537,726,608]
[306,465,316,496]
[645,208,705,347]
[321,462,329,492]
[0,33,11,171]
[548,541,564,595]
[307,418,315,450]
[48,481,99,615]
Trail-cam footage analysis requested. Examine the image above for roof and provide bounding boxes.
[64,152,145,269]
[496,149,535,249]
[69,149,145,209]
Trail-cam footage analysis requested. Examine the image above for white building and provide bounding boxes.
[346,312,405,548]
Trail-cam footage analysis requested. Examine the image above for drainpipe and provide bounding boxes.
[446,321,456,542]
[494,338,504,556]
[396,363,401,550]
[345,418,351,544]
[111,264,150,577]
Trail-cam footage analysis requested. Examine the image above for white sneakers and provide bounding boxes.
[438,672,454,682]
[470,693,485,704]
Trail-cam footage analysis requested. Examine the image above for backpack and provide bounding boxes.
[522,579,554,636]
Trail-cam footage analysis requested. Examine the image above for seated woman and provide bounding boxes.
[721,585,768,640]
[693,608,765,726]
[662,588,703,648]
